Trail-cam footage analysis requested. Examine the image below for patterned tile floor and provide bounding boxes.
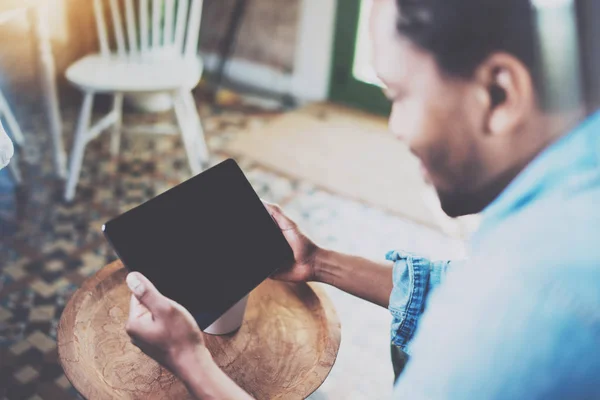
[0,94,465,399]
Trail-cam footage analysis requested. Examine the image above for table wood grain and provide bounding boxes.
[57,261,341,399]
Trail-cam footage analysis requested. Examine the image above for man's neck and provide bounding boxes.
[544,107,586,141]
[468,108,586,216]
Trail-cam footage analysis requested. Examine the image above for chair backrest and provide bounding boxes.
[93,0,203,59]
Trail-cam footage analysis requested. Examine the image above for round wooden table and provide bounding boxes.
[57,261,341,399]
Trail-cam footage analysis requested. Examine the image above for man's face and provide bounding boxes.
[370,0,491,217]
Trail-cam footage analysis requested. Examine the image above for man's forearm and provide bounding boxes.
[176,347,254,400]
[314,249,394,308]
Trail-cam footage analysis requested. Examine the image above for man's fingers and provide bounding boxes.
[129,292,139,314]
[262,200,296,230]
[126,272,170,316]
[262,200,279,216]
[126,294,152,336]
[129,293,150,319]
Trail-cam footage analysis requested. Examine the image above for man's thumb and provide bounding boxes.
[126,272,167,315]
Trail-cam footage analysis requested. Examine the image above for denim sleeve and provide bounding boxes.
[386,250,453,351]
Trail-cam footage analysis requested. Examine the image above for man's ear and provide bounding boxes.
[474,53,536,137]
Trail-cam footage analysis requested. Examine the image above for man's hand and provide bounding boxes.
[125,272,211,375]
[263,201,321,282]
[125,272,253,400]
[264,201,395,308]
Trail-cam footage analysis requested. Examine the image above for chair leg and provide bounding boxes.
[110,93,124,157]
[173,92,202,176]
[65,93,94,202]
[182,91,209,164]
[8,151,22,185]
[0,91,25,147]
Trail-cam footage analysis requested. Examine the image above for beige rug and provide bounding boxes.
[225,103,474,236]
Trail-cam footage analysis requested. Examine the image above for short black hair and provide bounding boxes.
[395,0,541,92]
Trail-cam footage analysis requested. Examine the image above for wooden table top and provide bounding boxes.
[57,261,341,400]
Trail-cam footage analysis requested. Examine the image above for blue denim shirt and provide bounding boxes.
[389,111,600,399]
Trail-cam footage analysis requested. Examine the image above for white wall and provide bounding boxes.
[202,0,337,102]
[201,51,293,95]
[291,0,338,101]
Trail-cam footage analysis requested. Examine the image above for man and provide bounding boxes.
[124,0,600,398]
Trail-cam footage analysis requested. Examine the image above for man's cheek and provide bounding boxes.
[419,132,455,189]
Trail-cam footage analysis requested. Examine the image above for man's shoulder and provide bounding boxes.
[480,185,600,265]
[396,237,600,400]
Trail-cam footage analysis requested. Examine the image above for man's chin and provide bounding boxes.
[437,191,481,218]
[440,204,467,218]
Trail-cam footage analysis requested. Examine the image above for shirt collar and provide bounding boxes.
[472,110,600,247]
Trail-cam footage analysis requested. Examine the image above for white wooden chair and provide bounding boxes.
[64,0,209,201]
[0,90,25,184]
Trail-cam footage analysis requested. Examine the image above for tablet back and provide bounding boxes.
[103,159,294,329]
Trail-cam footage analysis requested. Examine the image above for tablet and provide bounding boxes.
[102,159,294,330]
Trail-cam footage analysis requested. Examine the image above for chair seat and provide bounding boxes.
[66,54,203,93]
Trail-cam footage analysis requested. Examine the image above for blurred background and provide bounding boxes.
[0,0,597,398]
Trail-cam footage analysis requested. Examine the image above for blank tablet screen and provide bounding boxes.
[102,159,294,329]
